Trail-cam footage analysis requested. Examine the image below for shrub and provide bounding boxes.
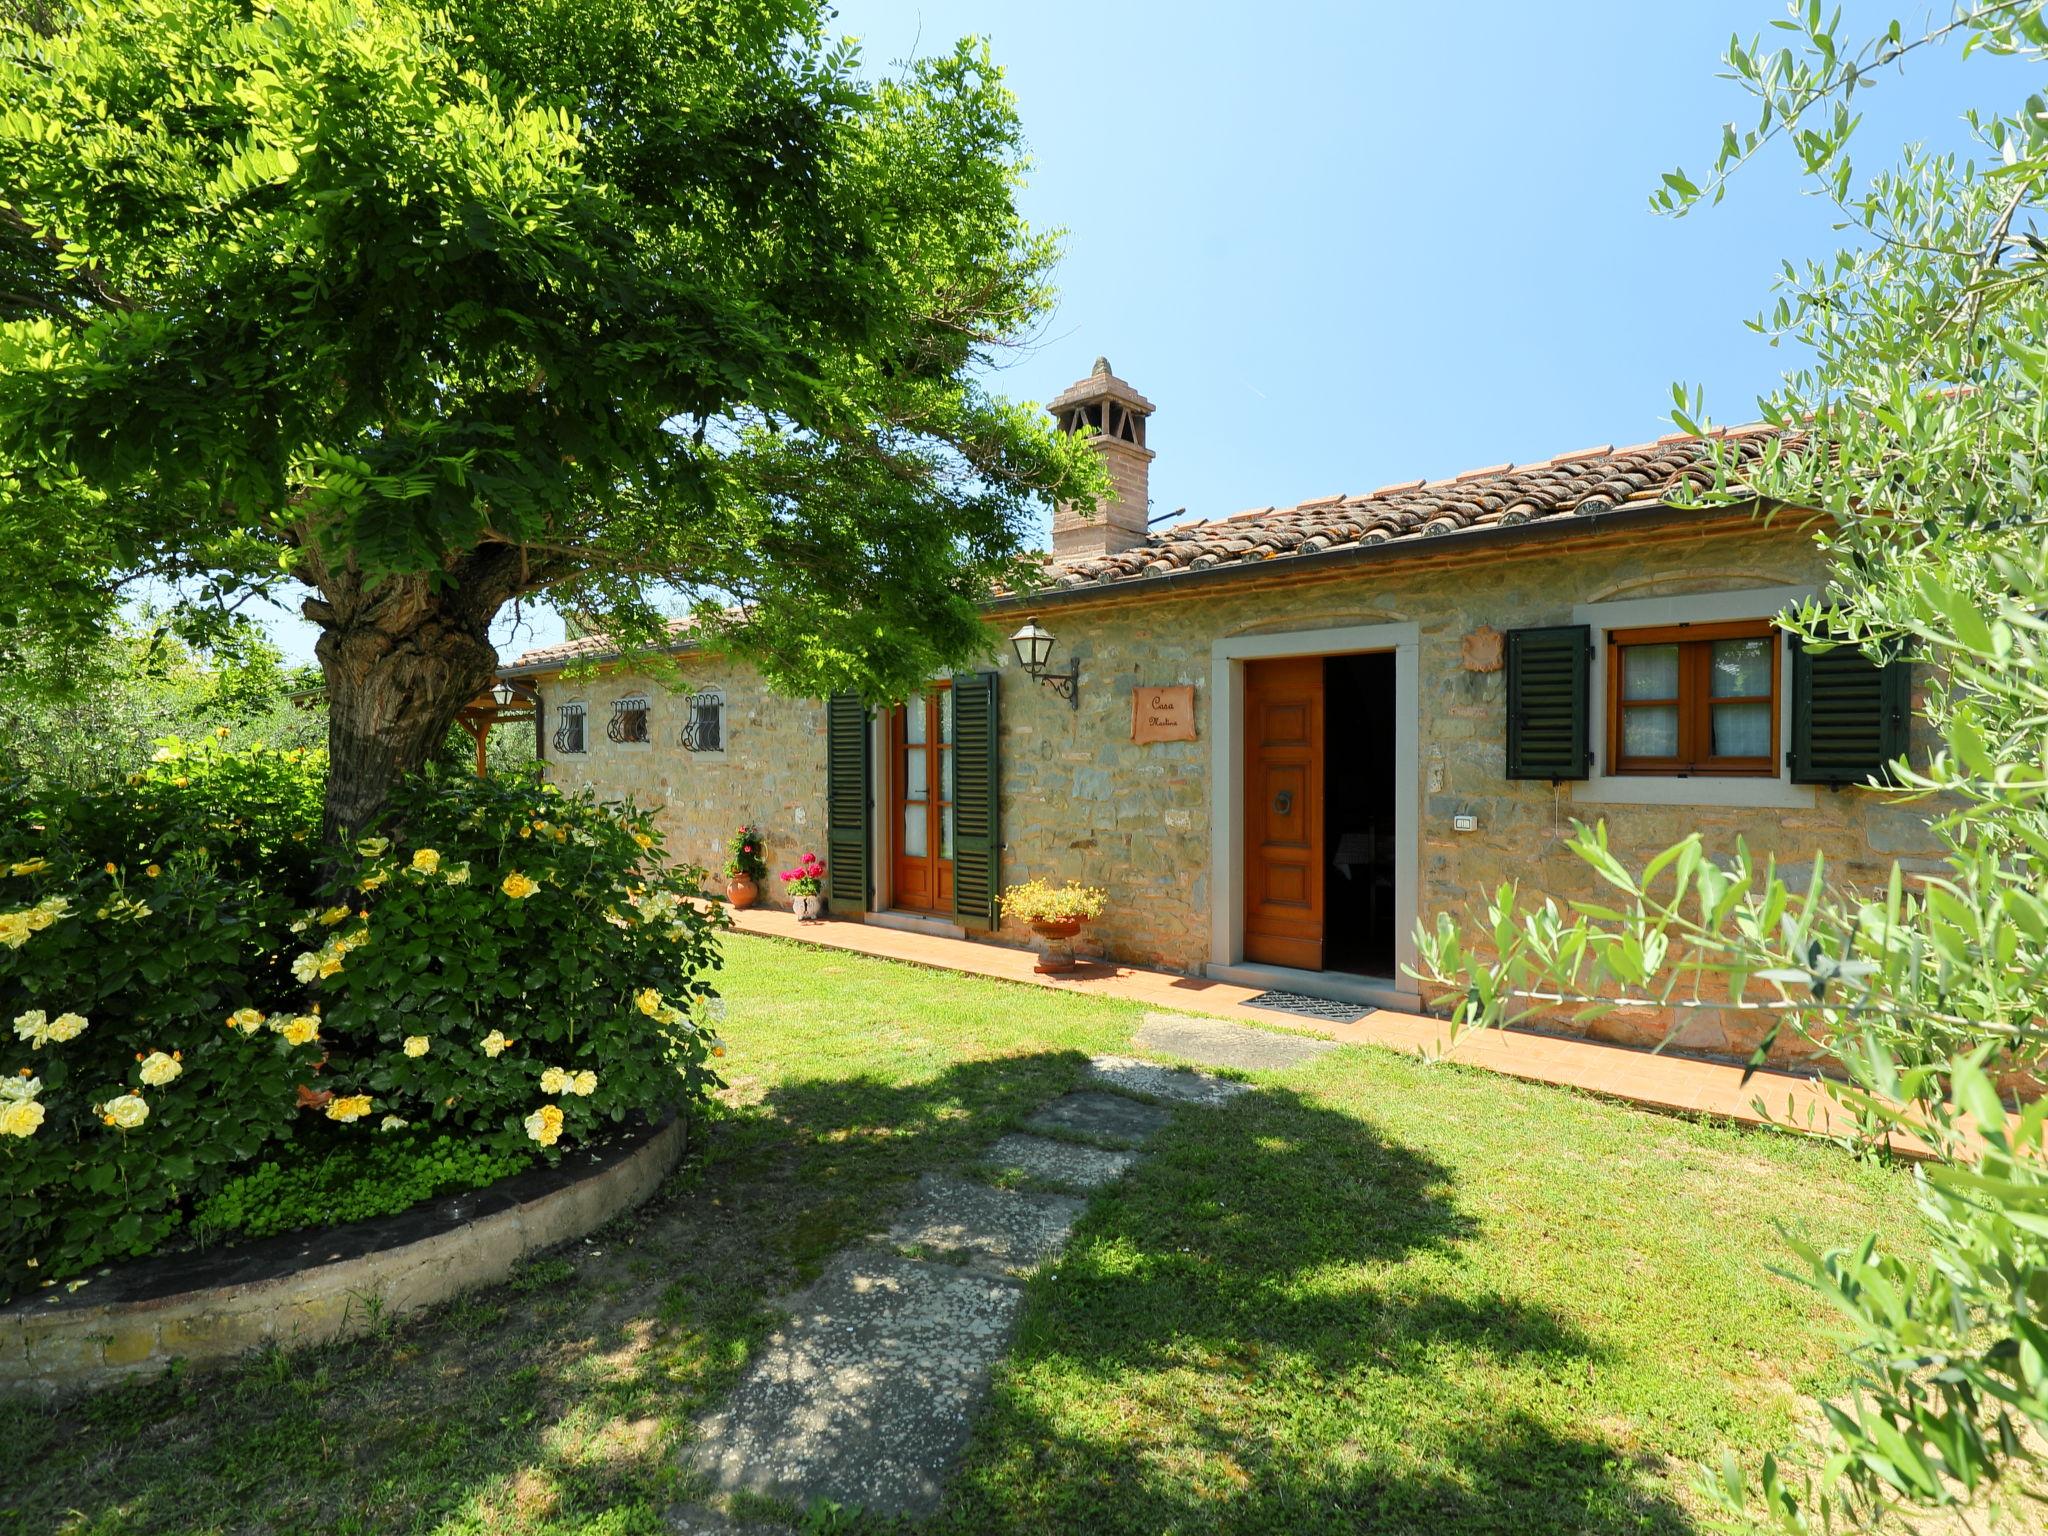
[0,737,325,1289]
[0,743,723,1300]
[193,1131,532,1240]
[308,768,724,1161]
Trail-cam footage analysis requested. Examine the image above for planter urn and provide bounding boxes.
[1030,917,1085,974]
[792,892,824,922]
[727,873,760,910]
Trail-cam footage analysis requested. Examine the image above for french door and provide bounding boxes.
[889,685,955,913]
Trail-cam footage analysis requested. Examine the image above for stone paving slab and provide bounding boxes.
[1024,1089,1173,1146]
[982,1133,1139,1191]
[1085,1054,1252,1107]
[1135,1011,1340,1072]
[684,1250,1023,1519]
[885,1174,1085,1275]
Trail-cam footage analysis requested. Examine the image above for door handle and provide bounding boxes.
[1273,790,1293,816]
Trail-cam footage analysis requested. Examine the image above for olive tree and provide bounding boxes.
[1423,5,2048,1528]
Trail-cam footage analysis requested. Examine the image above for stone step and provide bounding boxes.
[1023,1089,1173,1146]
[883,1172,1085,1275]
[981,1132,1139,1191]
[1134,1011,1340,1072]
[683,1250,1024,1520]
[1085,1054,1252,1107]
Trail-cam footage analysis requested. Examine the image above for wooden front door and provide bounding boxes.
[1244,656,1324,969]
[890,685,955,914]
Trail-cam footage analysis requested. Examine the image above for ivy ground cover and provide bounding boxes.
[4,933,1916,1534]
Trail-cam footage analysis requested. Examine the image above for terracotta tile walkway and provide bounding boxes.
[724,907,1928,1156]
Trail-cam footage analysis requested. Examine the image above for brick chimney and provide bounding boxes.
[1048,356,1156,558]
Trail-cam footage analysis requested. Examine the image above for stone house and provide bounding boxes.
[503,358,1935,1062]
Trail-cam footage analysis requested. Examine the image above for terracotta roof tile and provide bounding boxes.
[1034,428,1788,595]
[509,427,1791,671]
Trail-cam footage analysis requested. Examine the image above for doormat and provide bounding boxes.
[1241,990,1375,1024]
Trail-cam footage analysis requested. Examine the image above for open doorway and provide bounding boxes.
[1241,650,1397,977]
[1322,652,1397,975]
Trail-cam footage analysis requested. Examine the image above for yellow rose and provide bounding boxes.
[359,870,389,892]
[0,1099,44,1138]
[46,1012,87,1044]
[501,872,540,900]
[279,1016,320,1047]
[523,1103,564,1147]
[9,858,48,876]
[402,1035,430,1058]
[100,1093,148,1130]
[229,1007,265,1032]
[319,905,351,926]
[145,864,161,878]
[137,1051,181,1087]
[12,1010,48,1047]
[380,1115,409,1132]
[356,836,390,858]
[325,1094,373,1123]
[410,848,441,875]
[539,1066,571,1095]
[0,913,29,948]
[318,955,344,978]
[569,1070,597,1097]
[291,952,321,984]
[481,1029,512,1058]
[443,862,471,886]
[632,832,653,850]
[635,988,662,1017]
[0,1073,40,1102]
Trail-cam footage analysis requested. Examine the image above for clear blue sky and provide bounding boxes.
[258,1,2013,664]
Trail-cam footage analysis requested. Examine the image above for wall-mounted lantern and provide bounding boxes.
[1009,617,1080,709]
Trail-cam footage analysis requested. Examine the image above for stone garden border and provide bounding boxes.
[1,1115,685,1403]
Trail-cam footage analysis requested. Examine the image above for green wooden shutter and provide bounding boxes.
[825,694,870,913]
[1505,625,1593,781]
[951,670,1001,932]
[1788,636,1910,787]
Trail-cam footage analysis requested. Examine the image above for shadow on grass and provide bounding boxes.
[4,1051,1694,1535]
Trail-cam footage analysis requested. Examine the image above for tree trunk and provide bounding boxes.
[305,550,524,846]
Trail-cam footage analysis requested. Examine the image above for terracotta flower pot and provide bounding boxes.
[727,873,759,910]
[1030,916,1085,974]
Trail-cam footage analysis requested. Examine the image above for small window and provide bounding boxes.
[1608,621,1778,776]
[607,695,650,745]
[681,691,724,753]
[553,702,587,755]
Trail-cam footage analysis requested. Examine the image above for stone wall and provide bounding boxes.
[535,657,827,908]
[525,514,1945,1061]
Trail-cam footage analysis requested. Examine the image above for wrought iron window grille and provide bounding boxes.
[552,703,588,755]
[681,692,724,752]
[608,696,651,745]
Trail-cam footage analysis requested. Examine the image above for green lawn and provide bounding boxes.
[3,934,1915,1534]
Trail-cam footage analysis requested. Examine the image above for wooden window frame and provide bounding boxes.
[1607,619,1778,778]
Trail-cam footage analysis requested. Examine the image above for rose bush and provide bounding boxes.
[0,739,723,1300]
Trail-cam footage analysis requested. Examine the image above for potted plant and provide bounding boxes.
[780,851,828,921]
[999,879,1108,974]
[724,823,767,910]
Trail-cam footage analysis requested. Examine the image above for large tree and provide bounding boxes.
[0,0,1100,839]
[1424,3,2048,1529]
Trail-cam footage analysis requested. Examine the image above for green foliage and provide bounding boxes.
[0,0,1105,836]
[309,769,724,1162]
[1424,5,2048,1528]
[0,740,720,1299]
[193,1131,531,1241]
[0,618,325,793]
